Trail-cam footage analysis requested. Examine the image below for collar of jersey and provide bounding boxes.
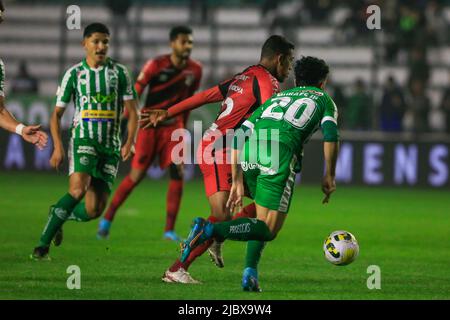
[82,58,109,71]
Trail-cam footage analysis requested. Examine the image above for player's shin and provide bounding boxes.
[245,240,266,269]
[38,193,79,247]
[66,202,92,222]
[165,179,183,232]
[213,218,274,241]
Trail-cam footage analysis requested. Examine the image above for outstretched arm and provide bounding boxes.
[140,85,226,128]
[0,96,48,149]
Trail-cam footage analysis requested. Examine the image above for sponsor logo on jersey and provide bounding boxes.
[229,84,243,94]
[234,74,249,81]
[80,92,117,105]
[240,161,276,175]
[81,109,117,122]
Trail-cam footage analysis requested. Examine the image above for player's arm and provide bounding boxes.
[140,79,232,128]
[0,64,48,148]
[321,99,340,204]
[227,105,263,212]
[49,106,66,170]
[119,64,139,161]
[49,68,75,170]
[122,99,138,161]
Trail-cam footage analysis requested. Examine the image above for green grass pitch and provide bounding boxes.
[0,172,449,300]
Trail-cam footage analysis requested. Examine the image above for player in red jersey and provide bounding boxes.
[97,26,202,241]
[142,35,295,283]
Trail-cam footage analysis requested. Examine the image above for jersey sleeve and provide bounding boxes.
[135,59,158,97]
[118,64,137,101]
[0,60,5,97]
[55,68,75,108]
[321,96,339,142]
[167,85,226,118]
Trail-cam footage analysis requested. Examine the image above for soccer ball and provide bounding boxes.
[323,230,359,266]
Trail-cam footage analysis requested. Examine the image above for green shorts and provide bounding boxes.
[68,138,120,193]
[241,140,299,213]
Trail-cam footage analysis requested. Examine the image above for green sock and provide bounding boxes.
[67,202,92,222]
[212,218,274,241]
[38,193,79,247]
[245,241,266,269]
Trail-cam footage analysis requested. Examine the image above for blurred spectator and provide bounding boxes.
[105,0,133,61]
[264,0,302,42]
[379,76,406,132]
[403,78,431,133]
[338,1,371,44]
[345,78,372,130]
[303,0,333,23]
[408,46,430,87]
[10,60,38,94]
[325,78,347,128]
[397,4,426,51]
[190,0,209,25]
[424,0,448,47]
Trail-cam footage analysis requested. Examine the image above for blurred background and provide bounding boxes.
[1,0,449,187]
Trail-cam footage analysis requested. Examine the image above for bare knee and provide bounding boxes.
[69,186,87,201]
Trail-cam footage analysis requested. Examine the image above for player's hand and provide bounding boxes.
[321,174,336,204]
[121,141,135,161]
[227,181,245,214]
[21,125,48,150]
[139,109,168,129]
[50,147,64,171]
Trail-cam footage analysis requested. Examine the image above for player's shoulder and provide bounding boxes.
[63,61,83,77]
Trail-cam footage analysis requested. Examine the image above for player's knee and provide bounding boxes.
[69,186,87,200]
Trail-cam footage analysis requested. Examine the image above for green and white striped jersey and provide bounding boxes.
[241,86,339,160]
[56,58,136,152]
[0,59,5,97]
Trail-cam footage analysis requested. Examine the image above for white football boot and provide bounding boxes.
[162,268,201,284]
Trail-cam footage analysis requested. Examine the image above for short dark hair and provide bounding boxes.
[260,35,295,60]
[170,26,192,41]
[83,23,110,38]
[294,56,329,87]
[0,1,4,12]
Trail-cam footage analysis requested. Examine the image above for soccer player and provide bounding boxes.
[31,23,139,260]
[179,56,339,291]
[0,0,48,149]
[142,35,295,283]
[97,26,202,241]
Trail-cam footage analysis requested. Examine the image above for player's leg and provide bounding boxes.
[164,163,184,241]
[31,172,91,259]
[70,178,110,222]
[98,128,155,238]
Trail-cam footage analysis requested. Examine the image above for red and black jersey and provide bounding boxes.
[212,64,280,134]
[167,64,280,134]
[135,54,202,125]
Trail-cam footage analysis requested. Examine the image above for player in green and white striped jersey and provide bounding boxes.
[31,23,139,260]
[0,1,48,149]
